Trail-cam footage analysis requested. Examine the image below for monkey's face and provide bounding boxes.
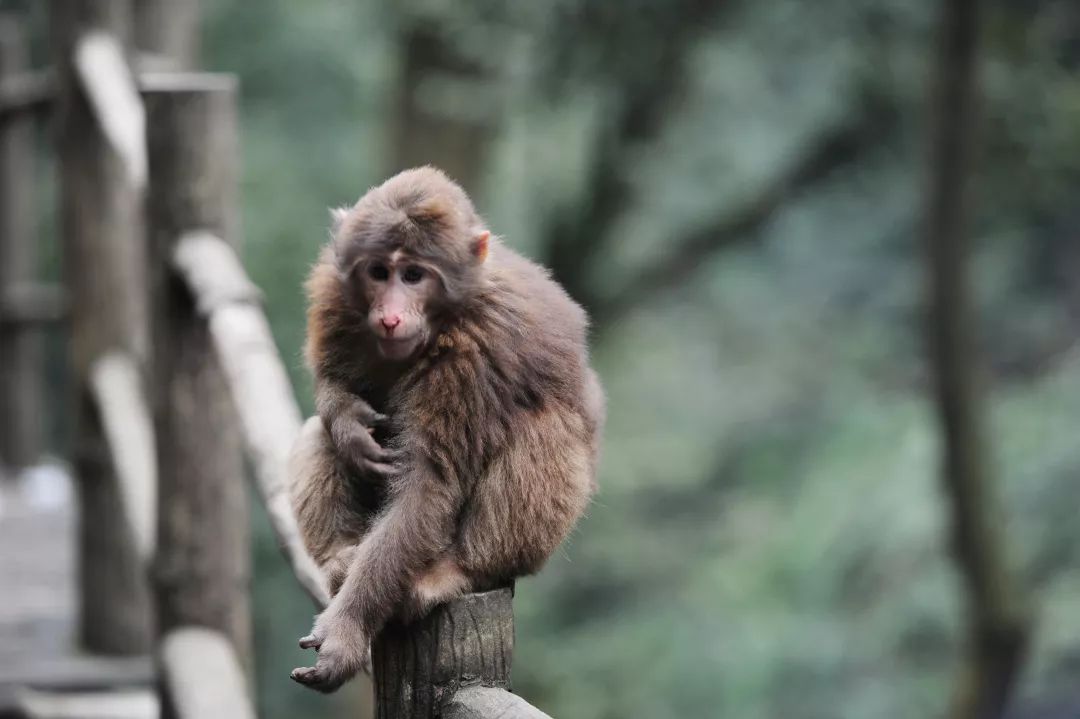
[359,252,442,362]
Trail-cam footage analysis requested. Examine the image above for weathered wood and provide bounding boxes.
[171,231,261,312]
[0,282,68,326]
[88,351,156,561]
[73,31,147,189]
[144,78,251,668]
[171,232,330,607]
[0,15,42,476]
[443,687,552,719]
[159,627,254,719]
[372,589,546,719]
[50,0,152,655]
[0,64,202,120]
[134,0,199,70]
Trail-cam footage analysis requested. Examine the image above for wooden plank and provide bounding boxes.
[0,14,43,475]
[144,79,251,666]
[171,232,329,607]
[159,628,254,719]
[49,0,152,655]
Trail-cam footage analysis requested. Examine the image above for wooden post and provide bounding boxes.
[134,0,199,70]
[373,589,550,719]
[49,0,152,655]
[0,14,43,477]
[144,74,251,672]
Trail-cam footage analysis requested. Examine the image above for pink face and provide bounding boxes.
[361,251,441,361]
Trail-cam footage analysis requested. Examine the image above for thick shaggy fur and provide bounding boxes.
[288,167,604,692]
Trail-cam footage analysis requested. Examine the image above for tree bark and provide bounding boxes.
[145,76,251,672]
[49,0,152,655]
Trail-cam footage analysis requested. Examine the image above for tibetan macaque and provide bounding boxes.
[288,166,604,692]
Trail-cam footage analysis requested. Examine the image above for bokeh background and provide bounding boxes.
[7,0,1080,717]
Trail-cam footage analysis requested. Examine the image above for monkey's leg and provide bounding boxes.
[289,416,377,594]
[400,556,472,621]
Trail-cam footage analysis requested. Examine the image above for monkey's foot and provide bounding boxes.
[291,613,370,693]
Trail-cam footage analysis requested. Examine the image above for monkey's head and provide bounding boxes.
[331,167,491,362]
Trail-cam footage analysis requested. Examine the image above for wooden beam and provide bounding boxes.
[88,351,156,562]
[0,282,68,326]
[171,231,330,608]
[160,628,254,719]
[73,31,147,189]
[0,67,53,119]
[144,77,251,668]
[0,14,43,474]
[50,0,152,656]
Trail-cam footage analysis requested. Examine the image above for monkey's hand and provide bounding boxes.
[328,408,400,482]
[291,608,371,693]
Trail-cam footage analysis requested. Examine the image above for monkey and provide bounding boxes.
[288,166,605,693]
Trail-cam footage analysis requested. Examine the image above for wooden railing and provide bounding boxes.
[0,1,550,717]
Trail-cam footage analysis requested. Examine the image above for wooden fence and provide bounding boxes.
[0,1,548,717]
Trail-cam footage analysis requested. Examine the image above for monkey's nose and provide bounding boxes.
[380,316,402,334]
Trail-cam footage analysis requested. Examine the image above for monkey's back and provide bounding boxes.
[395,242,601,583]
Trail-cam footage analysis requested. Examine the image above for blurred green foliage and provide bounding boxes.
[196,0,1080,717]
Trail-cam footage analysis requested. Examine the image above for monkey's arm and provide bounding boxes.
[314,378,397,478]
[290,455,461,692]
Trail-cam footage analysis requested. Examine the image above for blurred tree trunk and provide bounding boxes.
[922,0,1029,717]
[388,21,494,197]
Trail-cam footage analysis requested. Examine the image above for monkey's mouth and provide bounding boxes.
[376,335,423,361]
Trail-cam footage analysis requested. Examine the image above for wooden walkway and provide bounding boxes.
[0,468,153,718]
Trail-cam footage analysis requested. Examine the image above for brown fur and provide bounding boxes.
[288,167,604,692]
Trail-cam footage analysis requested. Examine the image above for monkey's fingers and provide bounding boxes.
[298,633,322,650]
[290,666,345,693]
[345,428,397,466]
[361,459,398,479]
[348,400,387,428]
[290,660,350,693]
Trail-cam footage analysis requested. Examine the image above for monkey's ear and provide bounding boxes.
[329,207,350,235]
[472,230,490,263]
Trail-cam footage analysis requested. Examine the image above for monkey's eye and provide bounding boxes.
[401,265,425,284]
[368,264,390,281]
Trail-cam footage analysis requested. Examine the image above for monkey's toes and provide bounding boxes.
[298,633,322,650]
[290,664,347,693]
